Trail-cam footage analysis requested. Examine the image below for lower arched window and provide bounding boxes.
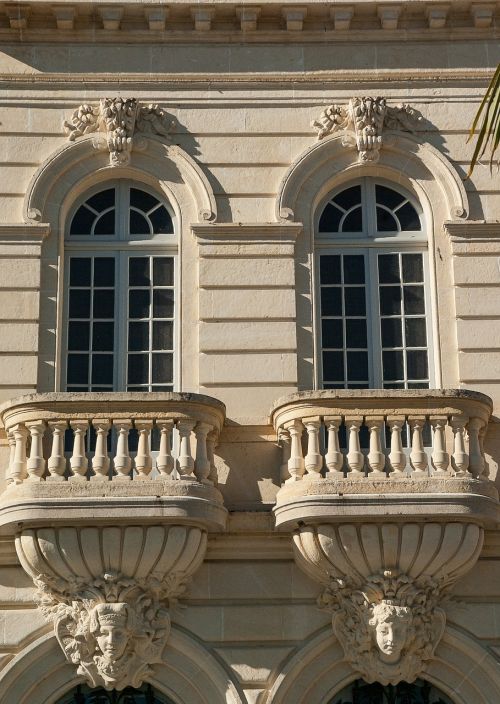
[331,678,455,704]
[56,683,174,703]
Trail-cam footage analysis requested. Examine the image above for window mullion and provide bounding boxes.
[117,251,128,390]
[367,250,381,387]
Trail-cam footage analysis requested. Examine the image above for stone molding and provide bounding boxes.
[16,525,208,691]
[63,97,174,166]
[311,96,422,163]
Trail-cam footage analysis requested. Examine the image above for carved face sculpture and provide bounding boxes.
[90,603,130,662]
[368,602,413,664]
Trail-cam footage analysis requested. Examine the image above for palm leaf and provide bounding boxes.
[467,64,500,176]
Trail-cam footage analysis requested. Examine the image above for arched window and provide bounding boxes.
[316,178,432,390]
[331,678,455,704]
[55,682,174,703]
[64,181,177,392]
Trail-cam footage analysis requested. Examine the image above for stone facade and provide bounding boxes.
[0,2,499,702]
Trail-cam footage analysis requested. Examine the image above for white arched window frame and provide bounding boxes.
[315,177,435,391]
[62,179,179,392]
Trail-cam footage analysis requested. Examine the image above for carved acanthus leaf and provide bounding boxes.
[312,96,422,163]
[64,98,175,166]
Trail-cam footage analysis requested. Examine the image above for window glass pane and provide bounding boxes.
[93,322,114,351]
[383,350,404,381]
[69,290,91,318]
[93,290,114,319]
[129,290,150,319]
[375,184,405,209]
[69,258,91,286]
[130,188,159,212]
[322,319,343,348]
[128,354,149,384]
[152,353,173,383]
[345,319,367,348]
[407,350,428,379]
[129,322,149,351]
[405,318,427,347]
[91,354,114,384]
[320,255,341,284]
[381,318,402,347]
[378,254,400,284]
[153,290,174,318]
[347,351,368,381]
[319,203,343,232]
[344,287,366,316]
[403,286,425,314]
[93,210,115,235]
[87,188,115,212]
[153,321,174,350]
[333,185,361,210]
[129,257,151,286]
[323,351,345,382]
[68,321,89,351]
[70,205,95,236]
[67,354,89,384]
[94,258,115,286]
[153,258,174,286]
[341,207,363,232]
[379,287,401,316]
[150,206,174,234]
[343,255,365,284]
[396,201,421,230]
[377,207,398,232]
[130,210,151,235]
[402,253,424,283]
[408,382,430,389]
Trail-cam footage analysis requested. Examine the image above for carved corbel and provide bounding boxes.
[312,96,422,163]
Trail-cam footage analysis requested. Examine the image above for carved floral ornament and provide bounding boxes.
[312,96,422,163]
[64,98,175,166]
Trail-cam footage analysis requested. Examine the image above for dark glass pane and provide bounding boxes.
[70,205,95,235]
[333,185,361,210]
[381,318,403,347]
[341,207,363,232]
[153,258,174,286]
[69,258,91,286]
[128,321,149,351]
[378,254,400,284]
[153,320,174,350]
[86,188,115,212]
[152,385,173,392]
[321,319,343,348]
[377,206,398,232]
[91,354,114,384]
[383,350,404,381]
[93,322,114,351]
[321,287,342,316]
[403,286,425,314]
[379,287,401,315]
[129,290,150,319]
[408,382,430,389]
[69,289,90,318]
[93,209,115,235]
[323,382,344,389]
[130,210,151,235]
[93,258,115,286]
[68,322,89,351]
[128,354,149,384]
[153,289,174,318]
[318,203,342,232]
[322,351,344,382]
[152,353,173,383]
[343,255,365,284]
[320,255,341,284]
[67,354,89,385]
[129,257,151,286]
[375,184,405,209]
[344,287,366,316]
[407,350,429,379]
[93,290,114,319]
[130,187,160,212]
[384,382,405,389]
[402,253,424,283]
[150,206,174,234]
[345,319,367,348]
[396,201,421,230]
[347,351,368,381]
[405,318,427,347]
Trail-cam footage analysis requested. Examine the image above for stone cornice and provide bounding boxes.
[192,222,303,243]
[0,223,51,242]
[445,220,500,239]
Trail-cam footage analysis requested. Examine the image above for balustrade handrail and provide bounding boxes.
[0,392,226,487]
[270,389,493,483]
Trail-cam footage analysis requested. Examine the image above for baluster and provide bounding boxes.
[135,420,153,480]
[91,419,110,481]
[479,423,488,476]
[47,421,67,481]
[286,419,305,482]
[26,421,46,482]
[6,430,16,485]
[9,424,28,484]
[113,420,132,480]
[278,428,291,482]
[409,416,428,475]
[387,417,406,475]
[468,417,485,478]
[346,417,364,476]
[69,421,89,480]
[451,415,469,476]
[431,416,450,475]
[157,419,175,477]
[207,429,218,486]
[324,416,343,477]
[194,422,212,484]
[177,420,196,479]
[304,418,322,476]
[367,417,386,476]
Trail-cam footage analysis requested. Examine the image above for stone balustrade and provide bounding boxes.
[272,389,492,483]
[0,392,225,487]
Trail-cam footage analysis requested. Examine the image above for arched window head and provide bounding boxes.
[64,180,177,392]
[55,682,174,703]
[330,677,455,704]
[316,178,432,390]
